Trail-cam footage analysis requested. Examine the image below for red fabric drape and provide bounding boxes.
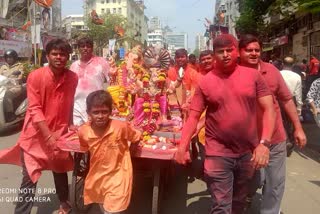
[34,0,53,8]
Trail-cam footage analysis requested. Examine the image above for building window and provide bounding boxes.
[113,0,116,3]
[101,0,104,4]
[101,8,105,13]
[118,0,121,3]
[106,0,109,3]
[107,8,110,14]
[118,8,122,14]
[113,8,116,13]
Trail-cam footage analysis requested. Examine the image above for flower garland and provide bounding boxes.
[141,70,166,141]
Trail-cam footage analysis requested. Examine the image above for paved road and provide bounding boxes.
[0,124,320,214]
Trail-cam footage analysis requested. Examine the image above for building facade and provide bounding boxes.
[263,11,320,62]
[62,15,87,39]
[195,33,207,51]
[147,29,165,48]
[149,16,161,32]
[214,0,239,38]
[165,32,188,56]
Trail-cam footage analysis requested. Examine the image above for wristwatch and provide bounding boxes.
[260,139,271,148]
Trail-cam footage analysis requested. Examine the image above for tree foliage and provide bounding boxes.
[235,0,277,36]
[297,0,320,13]
[235,0,320,37]
[80,14,129,55]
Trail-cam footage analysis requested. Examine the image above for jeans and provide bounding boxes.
[204,153,255,214]
[14,151,69,214]
[260,142,286,214]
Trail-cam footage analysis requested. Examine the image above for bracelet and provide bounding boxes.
[44,134,52,142]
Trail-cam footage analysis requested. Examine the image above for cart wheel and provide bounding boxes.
[70,153,92,213]
[152,167,161,214]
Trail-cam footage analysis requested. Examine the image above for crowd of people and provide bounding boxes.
[0,32,319,214]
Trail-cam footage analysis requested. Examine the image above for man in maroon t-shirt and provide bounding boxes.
[239,34,307,214]
[175,34,276,214]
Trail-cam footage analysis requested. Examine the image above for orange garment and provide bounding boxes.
[0,67,78,182]
[192,71,207,145]
[189,63,200,73]
[167,64,198,106]
[78,120,141,213]
[198,111,206,145]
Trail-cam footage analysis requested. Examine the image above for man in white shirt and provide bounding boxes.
[70,37,110,126]
[280,57,303,115]
[280,56,303,157]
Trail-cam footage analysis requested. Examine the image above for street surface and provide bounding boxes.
[0,123,320,214]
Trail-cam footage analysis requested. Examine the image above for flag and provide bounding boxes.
[21,21,32,31]
[115,26,125,37]
[34,0,53,8]
[91,10,104,25]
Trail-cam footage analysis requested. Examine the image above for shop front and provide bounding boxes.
[310,31,320,59]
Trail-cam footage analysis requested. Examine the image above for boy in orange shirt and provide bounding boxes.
[78,90,141,214]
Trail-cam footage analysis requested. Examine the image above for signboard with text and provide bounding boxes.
[0,40,32,58]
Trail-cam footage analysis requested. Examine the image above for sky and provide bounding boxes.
[61,0,216,51]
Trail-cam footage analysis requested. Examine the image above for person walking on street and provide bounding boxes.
[306,55,320,92]
[0,39,78,214]
[239,34,307,214]
[70,37,110,126]
[307,78,320,127]
[280,56,303,156]
[175,34,276,214]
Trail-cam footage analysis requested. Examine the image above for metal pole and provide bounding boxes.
[33,2,37,65]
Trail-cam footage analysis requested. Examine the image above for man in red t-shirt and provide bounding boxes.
[239,34,307,214]
[175,34,276,214]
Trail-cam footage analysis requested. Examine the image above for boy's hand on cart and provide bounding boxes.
[174,147,191,165]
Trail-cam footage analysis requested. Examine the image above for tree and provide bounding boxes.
[297,0,320,13]
[85,14,129,55]
[235,0,278,36]
[193,49,200,57]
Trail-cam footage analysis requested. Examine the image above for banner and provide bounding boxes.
[0,0,9,18]
[0,40,32,58]
[41,7,52,31]
[109,39,116,56]
[41,33,57,50]
[4,29,30,42]
[31,25,41,44]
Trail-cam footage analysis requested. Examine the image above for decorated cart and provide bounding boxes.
[57,46,186,214]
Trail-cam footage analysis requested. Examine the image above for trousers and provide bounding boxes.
[204,153,255,214]
[14,151,69,214]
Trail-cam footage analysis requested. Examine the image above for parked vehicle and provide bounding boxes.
[0,73,27,132]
